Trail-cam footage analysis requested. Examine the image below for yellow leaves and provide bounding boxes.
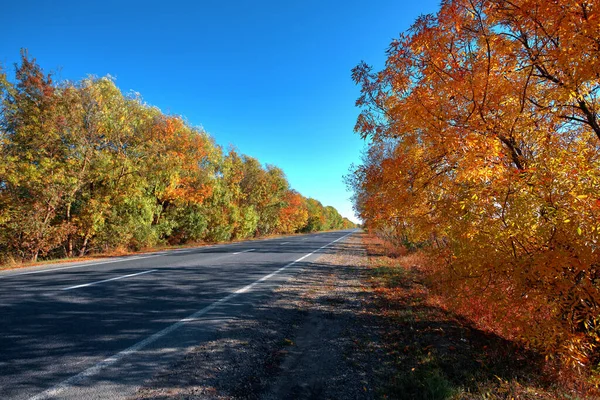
[350,0,600,375]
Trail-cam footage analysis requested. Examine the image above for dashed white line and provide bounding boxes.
[280,242,290,245]
[62,270,157,291]
[29,231,355,400]
[0,234,331,280]
[233,249,255,255]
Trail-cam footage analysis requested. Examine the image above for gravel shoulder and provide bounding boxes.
[131,234,384,400]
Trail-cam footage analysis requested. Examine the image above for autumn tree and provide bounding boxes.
[349,0,600,369]
[0,51,351,264]
[303,198,327,232]
[277,190,309,234]
[0,51,74,261]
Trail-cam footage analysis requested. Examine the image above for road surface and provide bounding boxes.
[0,230,356,400]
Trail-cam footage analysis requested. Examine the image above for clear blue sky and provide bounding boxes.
[1,0,440,223]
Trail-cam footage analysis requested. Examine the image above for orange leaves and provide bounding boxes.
[146,114,216,207]
[162,178,213,205]
[349,0,600,372]
[277,191,309,234]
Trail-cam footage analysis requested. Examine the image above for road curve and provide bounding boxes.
[0,229,357,400]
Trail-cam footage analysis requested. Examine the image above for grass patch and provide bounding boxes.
[360,233,582,400]
[386,347,456,400]
[371,265,409,289]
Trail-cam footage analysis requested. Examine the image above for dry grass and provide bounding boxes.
[361,233,592,400]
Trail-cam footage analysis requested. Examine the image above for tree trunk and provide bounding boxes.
[79,235,89,257]
[66,202,73,258]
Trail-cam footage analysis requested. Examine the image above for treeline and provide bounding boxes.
[348,0,599,373]
[0,52,356,263]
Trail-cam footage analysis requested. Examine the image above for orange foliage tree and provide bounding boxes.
[278,190,309,234]
[348,0,600,369]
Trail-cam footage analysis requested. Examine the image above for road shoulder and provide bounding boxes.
[131,233,383,399]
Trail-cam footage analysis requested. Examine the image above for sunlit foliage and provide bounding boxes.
[347,0,600,371]
[0,51,356,263]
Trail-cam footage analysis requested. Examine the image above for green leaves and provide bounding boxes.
[0,52,355,263]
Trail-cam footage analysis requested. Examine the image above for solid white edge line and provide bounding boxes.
[28,230,355,400]
[0,255,162,278]
[0,243,238,279]
[61,270,158,291]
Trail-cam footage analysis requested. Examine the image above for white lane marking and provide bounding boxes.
[29,231,354,400]
[1,233,336,280]
[0,244,231,279]
[0,255,162,279]
[61,270,157,291]
[233,249,255,255]
[280,242,290,245]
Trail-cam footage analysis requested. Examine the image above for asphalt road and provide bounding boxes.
[0,229,357,400]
